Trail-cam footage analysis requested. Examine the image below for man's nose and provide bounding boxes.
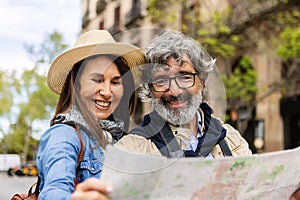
[166,79,182,96]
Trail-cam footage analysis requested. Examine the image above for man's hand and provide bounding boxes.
[71,178,113,200]
[290,188,300,200]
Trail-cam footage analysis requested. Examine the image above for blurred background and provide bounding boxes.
[0,0,299,176]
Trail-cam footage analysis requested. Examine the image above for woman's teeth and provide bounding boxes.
[95,101,110,107]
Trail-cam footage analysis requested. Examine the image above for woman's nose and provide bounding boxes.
[98,83,112,98]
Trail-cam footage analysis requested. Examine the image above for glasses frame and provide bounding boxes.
[151,72,199,92]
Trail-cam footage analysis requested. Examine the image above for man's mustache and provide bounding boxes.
[160,94,192,104]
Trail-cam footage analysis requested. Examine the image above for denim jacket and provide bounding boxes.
[36,124,104,200]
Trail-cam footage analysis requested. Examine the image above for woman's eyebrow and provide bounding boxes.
[89,73,122,79]
[89,73,103,78]
[90,72,103,76]
[112,75,122,79]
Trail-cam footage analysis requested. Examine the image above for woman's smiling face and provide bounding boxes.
[79,55,124,120]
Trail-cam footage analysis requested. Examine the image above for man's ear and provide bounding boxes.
[199,73,205,88]
[201,79,205,88]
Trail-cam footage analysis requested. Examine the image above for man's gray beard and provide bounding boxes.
[151,91,203,125]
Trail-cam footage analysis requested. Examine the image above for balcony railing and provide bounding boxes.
[228,0,298,32]
[108,23,121,35]
[96,0,106,14]
[82,11,90,28]
[125,5,142,26]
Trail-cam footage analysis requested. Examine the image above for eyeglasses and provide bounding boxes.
[151,72,199,92]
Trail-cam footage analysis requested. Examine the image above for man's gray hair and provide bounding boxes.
[139,30,215,102]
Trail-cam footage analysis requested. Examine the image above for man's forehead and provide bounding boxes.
[165,54,191,65]
[152,58,194,75]
[152,67,193,79]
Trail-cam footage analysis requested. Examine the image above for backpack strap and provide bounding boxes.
[159,124,185,158]
[219,139,233,156]
[33,176,41,195]
[74,128,84,185]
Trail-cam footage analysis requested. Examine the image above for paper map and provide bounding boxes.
[101,146,300,200]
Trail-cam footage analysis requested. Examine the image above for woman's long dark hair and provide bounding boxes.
[51,54,136,148]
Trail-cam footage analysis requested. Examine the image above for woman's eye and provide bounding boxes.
[111,79,122,85]
[91,78,102,83]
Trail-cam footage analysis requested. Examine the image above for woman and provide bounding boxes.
[36,30,145,200]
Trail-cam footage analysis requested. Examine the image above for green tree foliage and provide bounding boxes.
[195,10,240,58]
[148,0,240,58]
[276,26,300,95]
[24,31,68,65]
[5,115,38,158]
[276,26,300,60]
[222,56,257,110]
[148,0,183,26]
[0,71,14,123]
[0,31,68,162]
[0,71,15,154]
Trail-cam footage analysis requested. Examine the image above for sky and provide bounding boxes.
[0,0,81,72]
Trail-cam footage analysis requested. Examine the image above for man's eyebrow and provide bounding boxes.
[152,70,195,78]
[170,68,195,74]
[178,59,188,65]
[179,70,196,74]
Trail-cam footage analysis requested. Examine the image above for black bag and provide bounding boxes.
[11,178,40,200]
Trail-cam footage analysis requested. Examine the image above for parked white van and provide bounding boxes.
[0,154,21,171]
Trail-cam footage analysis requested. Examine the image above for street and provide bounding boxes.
[0,174,36,200]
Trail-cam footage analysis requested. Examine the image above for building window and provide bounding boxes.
[99,20,104,30]
[96,0,106,14]
[82,10,90,28]
[115,6,120,28]
[125,0,142,26]
[109,6,121,35]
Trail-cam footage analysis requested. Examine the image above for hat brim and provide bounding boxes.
[47,43,145,94]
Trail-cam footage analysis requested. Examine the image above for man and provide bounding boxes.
[116,31,251,158]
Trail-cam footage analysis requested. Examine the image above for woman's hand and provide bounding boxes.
[71,178,113,200]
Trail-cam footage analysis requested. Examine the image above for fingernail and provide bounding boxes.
[106,185,114,193]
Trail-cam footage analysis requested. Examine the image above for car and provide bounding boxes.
[7,163,38,176]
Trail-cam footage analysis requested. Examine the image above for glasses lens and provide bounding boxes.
[175,74,195,89]
[152,73,197,92]
[152,78,169,91]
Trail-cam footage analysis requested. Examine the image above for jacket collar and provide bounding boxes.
[53,106,124,142]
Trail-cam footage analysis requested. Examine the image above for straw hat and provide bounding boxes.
[47,30,145,94]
